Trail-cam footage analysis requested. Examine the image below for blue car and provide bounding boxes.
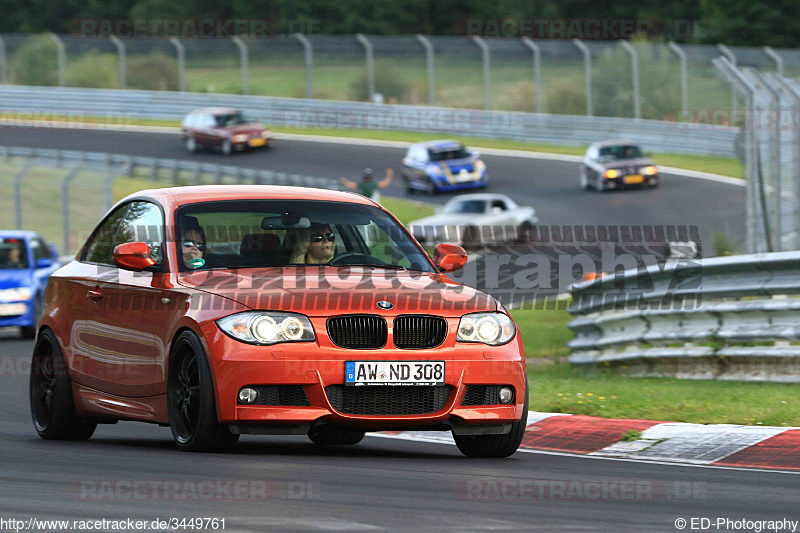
[0,231,60,339]
[402,140,488,194]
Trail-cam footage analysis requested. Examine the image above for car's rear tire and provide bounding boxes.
[167,331,239,452]
[580,167,592,190]
[453,381,528,458]
[516,221,534,244]
[30,329,97,440]
[308,426,365,446]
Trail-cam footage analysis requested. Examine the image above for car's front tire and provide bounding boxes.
[308,426,365,446]
[221,140,232,156]
[185,136,197,153]
[167,331,239,452]
[29,329,97,440]
[453,381,528,458]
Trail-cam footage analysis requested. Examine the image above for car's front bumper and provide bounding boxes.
[200,320,526,431]
[603,173,659,189]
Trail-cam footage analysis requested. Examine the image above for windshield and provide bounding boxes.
[214,113,249,128]
[598,145,644,162]
[0,239,29,269]
[429,145,470,162]
[174,200,435,273]
[443,200,486,214]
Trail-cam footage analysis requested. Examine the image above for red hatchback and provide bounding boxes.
[30,186,527,457]
[181,108,273,155]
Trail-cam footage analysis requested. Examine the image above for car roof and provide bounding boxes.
[412,140,465,150]
[592,139,641,148]
[118,185,380,211]
[0,230,37,240]
[444,193,512,203]
[189,107,242,116]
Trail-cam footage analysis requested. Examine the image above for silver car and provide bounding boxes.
[580,140,659,192]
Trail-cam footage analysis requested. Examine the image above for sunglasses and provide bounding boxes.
[182,240,206,251]
[310,233,336,243]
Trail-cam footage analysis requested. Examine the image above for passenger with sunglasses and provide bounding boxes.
[181,226,207,269]
[290,224,336,265]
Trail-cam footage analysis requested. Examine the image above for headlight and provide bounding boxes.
[217,312,315,345]
[261,130,271,138]
[0,287,33,302]
[457,312,515,346]
[429,165,443,175]
[232,134,248,143]
[643,166,658,175]
[603,169,618,179]
[475,160,486,172]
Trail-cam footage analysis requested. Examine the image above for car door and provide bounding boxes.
[75,201,171,398]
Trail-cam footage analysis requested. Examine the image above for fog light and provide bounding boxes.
[238,387,258,404]
[498,386,514,404]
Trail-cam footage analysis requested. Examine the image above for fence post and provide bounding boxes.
[762,46,784,77]
[713,57,767,253]
[748,69,782,252]
[109,35,126,90]
[573,39,592,116]
[770,74,800,251]
[293,33,314,99]
[169,37,186,92]
[104,167,126,213]
[61,165,83,255]
[717,44,738,113]
[668,42,689,120]
[14,160,35,229]
[471,36,491,110]
[521,38,542,114]
[0,35,6,85]
[619,40,641,119]
[356,34,375,101]
[49,33,66,87]
[231,36,249,95]
[415,35,435,106]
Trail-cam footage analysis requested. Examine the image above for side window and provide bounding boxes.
[113,201,164,263]
[31,238,49,262]
[491,200,507,211]
[82,204,130,265]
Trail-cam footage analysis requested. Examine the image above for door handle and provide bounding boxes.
[87,289,103,302]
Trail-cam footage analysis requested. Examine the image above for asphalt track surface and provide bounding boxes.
[2,128,784,531]
[0,127,745,247]
[0,330,797,532]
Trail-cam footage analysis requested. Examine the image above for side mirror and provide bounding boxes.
[113,242,156,272]
[471,151,481,159]
[35,257,54,269]
[434,243,468,273]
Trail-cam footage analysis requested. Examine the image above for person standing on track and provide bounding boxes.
[339,168,393,204]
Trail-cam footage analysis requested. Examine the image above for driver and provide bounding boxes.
[290,224,336,265]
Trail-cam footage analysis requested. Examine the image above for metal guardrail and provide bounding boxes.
[0,85,739,157]
[0,144,341,255]
[567,251,800,382]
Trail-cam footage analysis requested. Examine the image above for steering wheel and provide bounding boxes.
[327,251,386,266]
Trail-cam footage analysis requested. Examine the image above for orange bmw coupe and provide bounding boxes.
[30,186,528,457]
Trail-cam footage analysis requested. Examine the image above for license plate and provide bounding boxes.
[345,361,445,386]
[249,138,266,147]
[456,171,474,182]
[0,303,27,316]
[624,174,644,184]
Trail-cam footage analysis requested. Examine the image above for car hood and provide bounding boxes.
[602,157,655,170]
[0,269,32,289]
[220,123,267,134]
[431,157,476,172]
[177,268,497,317]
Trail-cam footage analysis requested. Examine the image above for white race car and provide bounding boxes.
[408,193,538,248]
